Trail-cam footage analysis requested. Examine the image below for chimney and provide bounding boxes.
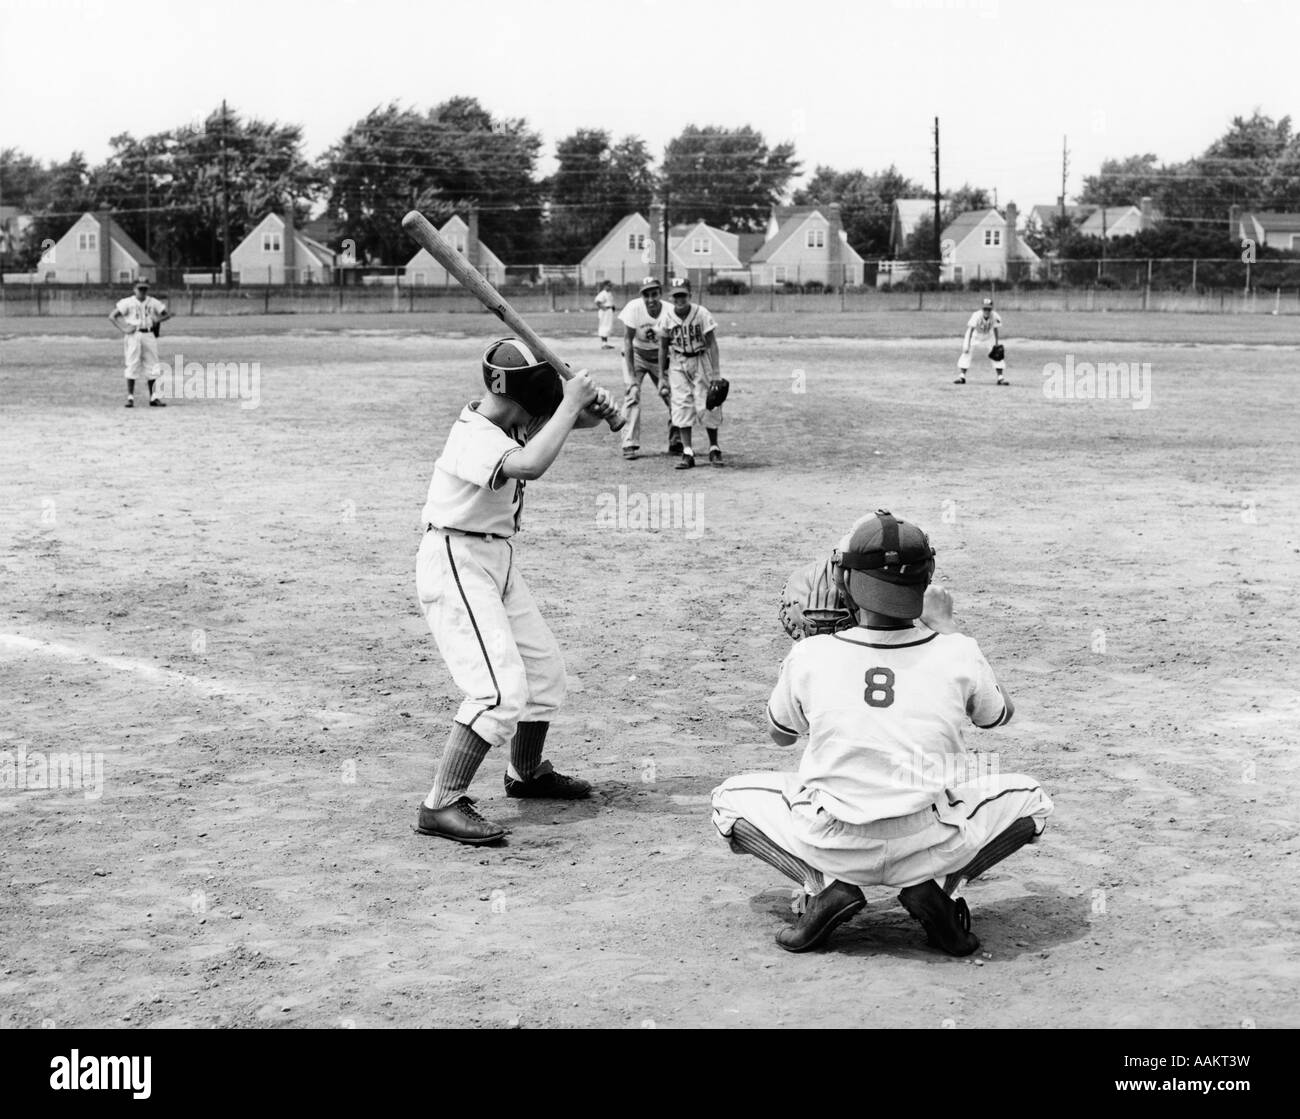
[648,199,665,285]
[98,210,112,283]
[826,203,843,287]
[282,211,296,273]
[1139,196,1153,232]
[1004,201,1018,264]
[467,206,480,272]
[1228,203,1240,240]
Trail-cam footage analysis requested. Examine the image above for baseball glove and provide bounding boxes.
[988,343,1004,362]
[779,555,855,641]
[706,376,729,411]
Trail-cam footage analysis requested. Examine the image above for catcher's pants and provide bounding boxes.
[958,345,1005,374]
[621,351,671,450]
[711,771,1051,890]
[667,352,723,430]
[416,530,565,749]
[123,331,162,379]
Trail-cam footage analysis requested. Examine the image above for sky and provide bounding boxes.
[2,0,1297,216]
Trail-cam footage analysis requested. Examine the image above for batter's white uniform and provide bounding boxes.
[416,402,565,750]
[617,297,668,449]
[114,294,167,379]
[958,309,1004,372]
[595,288,615,340]
[657,302,721,429]
[711,624,1052,889]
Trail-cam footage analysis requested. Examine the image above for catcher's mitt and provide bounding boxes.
[705,376,729,411]
[779,555,855,641]
[988,343,1004,362]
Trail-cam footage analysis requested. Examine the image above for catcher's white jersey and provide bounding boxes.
[420,402,542,538]
[657,302,716,356]
[766,625,1010,823]
[618,298,662,355]
[964,310,1001,342]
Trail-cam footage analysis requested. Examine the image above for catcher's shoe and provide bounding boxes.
[149,397,167,407]
[952,376,966,384]
[898,880,980,956]
[675,452,695,470]
[708,447,724,467]
[775,881,866,953]
[415,797,507,846]
[125,396,134,407]
[622,445,639,460]
[504,759,591,800]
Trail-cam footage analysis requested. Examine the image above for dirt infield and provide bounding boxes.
[1,312,1297,1028]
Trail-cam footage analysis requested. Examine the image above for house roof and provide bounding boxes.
[1029,203,1094,225]
[736,232,766,264]
[940,209,999,245]
[1078,206,1140,235]
[1248,211,1300,233]
[580,212,647,265]
[894,199,932,225]
[297,233,335,266]
[90,213,155,266]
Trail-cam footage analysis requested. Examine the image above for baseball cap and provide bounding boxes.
[134,279,149,289]
[640,276,661,293]
[669,277,690,296]
[836,509,935,620]
[981,297,993,308]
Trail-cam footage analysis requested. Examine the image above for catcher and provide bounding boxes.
[712,509,1052,954]
[657,278,728,469]
[954,296,1008,385]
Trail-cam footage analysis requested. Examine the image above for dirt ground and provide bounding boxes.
[1,310,1297,1029]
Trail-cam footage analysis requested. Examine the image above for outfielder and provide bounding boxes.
[657,278,727,469]
[108,279,172,407]
[955,296,1007,385]
[594,280,616,349]
[617,276,677,459]
[712,509,1052,954]
[413,338,617,845]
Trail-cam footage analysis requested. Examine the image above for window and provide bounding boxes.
[773,265,787,283]
[262,232,282,252]
[412,272,426,286]
[627,232,646,251]
[453,236,466,253]
[692,237,710,255]
[983,229,1002,246]
[117,270,132,282]
[806,228,825,249]
[78,231,97,251]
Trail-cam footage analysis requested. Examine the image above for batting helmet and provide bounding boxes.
[482,337,563,418]
[833,509,935,621]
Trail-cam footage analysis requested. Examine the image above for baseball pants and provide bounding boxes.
[416,530,565,749]
[621,351,671,450]
[711,770,1052,890]
[958,343,1005,373]
[667,353,722,430]
[123,331,162,379]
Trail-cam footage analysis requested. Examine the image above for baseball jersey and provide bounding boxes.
[420,402,544,538]
[766,625,1010,823]
[595,290,615,312]
[657,303,716,356]
[965,310,1001,341]
[114,295,166,331]
[618,299,663,357]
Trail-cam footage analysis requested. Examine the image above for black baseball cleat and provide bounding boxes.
[674,453,695,470]
[415,797,507,845]
[504,760,591,800]
[953,376,966,384]
[149,398,167,407]
[775,880,866,953]
[622,445,639,459]
[996,377,1010,386]
[898,879,980,956]
[708,448,723,466]
[125,397,134,407]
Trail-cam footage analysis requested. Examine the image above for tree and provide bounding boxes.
[1079,153,1164,208]
[794,164,924,257]
[546,129,654,263]
[943,183,991,224]
[661,125,799,231]
[23,153,101,266]
[0,148,48,209]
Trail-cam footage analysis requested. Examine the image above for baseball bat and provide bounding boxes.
[401,210,623,431]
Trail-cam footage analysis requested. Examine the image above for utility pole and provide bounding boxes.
[220,99,231,287]
[143,149,151,260]
[662,186,670,289]
[1059,135,1069,221]
[932,117,941,266]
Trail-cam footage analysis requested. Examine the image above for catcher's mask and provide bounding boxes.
[482,337,564,418]
[833,509,935,620]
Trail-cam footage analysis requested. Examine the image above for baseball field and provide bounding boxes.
[1,309,1297,1029]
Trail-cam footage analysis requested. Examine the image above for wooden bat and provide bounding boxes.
[401,210,623,431]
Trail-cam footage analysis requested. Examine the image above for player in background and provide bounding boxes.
[955,296,1008,385]
[594,280,616,349]
[657,278,724,469]
[617,277,678,459]
[109,279,173,407]
[413,338,618,845]
[711,509,1052,954]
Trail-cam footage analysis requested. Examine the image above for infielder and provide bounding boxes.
[617,276,677,459]
[955,296,1007,385]
[712,509,1052,954]
[109,279,172,407]
[657,278,725,469]
[413,338,616,845]
[594,280,616,349]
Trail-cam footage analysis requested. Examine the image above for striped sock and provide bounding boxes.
[507,720,548,782]
[729,819,825,892]
[424,722,492,810]
[944,816,1039,894]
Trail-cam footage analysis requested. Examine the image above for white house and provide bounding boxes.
[15,211,155,284]
[939,204,1039,284]
[404,214,506,287]
[230,213,334,284]
[748,205,864,287]
[1233,210,1300,251]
